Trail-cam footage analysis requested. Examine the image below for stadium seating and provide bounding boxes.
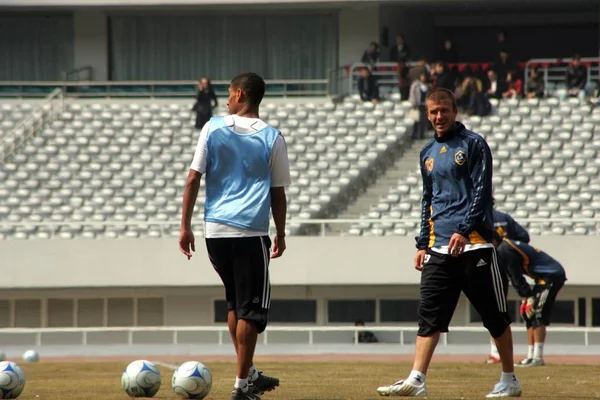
[0,101,411,239]
[2,96,599,239]
[348,97,600,236]
[0,103,33,140]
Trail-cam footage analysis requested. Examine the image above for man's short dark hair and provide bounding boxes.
[231,72,266,106]
[426,88,457,111]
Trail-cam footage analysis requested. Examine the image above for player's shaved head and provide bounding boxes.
[231,72,266,106]
[426,88,457,112]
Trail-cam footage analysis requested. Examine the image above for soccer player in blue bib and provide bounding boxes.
[180,72,291,400]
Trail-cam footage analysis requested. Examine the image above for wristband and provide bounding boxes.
[277,233,286,238]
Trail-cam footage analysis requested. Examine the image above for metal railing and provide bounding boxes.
[524,57,600,92]
[344,58,600,98]
[1,325,598,347]
[0,88,64,163]
[327,65,351,99]
[2,218,599,238]
[346,62,420,96]
[0,79,329,99]
[61,66,94,82]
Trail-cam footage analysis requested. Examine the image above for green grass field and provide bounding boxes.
[12,361,600,399]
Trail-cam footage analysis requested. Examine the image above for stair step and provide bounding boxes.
[330,138,430,232]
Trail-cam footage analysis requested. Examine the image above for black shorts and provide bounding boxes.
[524,277,565,328]
[206,236,272,333]
[418,247,511,338]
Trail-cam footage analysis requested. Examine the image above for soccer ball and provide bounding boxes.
[121,360,161,398]
[171,361,212,399]
[21,350,38,364]
[0,361,26,399]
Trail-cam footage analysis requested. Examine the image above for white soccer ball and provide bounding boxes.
[171,361,212,399]
[21,350,38,364]
[0,361,26,399]
[121,360,161,398]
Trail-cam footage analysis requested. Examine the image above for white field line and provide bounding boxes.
[153,361,179,370]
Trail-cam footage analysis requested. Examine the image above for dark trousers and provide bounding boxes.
[195,111,211,130]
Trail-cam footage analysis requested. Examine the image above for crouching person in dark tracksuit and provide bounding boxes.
[486,199,530,364]
[493,234,567,368]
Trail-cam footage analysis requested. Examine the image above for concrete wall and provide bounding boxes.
[379,5,436,62]
[0,283,594,328]
[0,236,597,288]
[62,6,371,80]
[73,11,109,81]
[338,4,379,67]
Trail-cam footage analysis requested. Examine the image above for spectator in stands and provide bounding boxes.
[361,42,380,66]
[592,80,600,106]
[432,62,455,92]
[408,72,430,139]
[524,68,545,99]
[389,34,411,62]
[497,30,509,55]
[397,60,411,101]
[494,50,516,87]
[566,54,588,100]
[355,319,379,343]
[502,71,523,99]
[192,78,218,130]
[439,39,458,64]
[459,74,490,117]
[358,68,380,104]
[407,59,430,84]
[486,70,501,99]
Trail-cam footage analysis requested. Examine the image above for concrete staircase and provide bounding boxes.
[329,137,430,234]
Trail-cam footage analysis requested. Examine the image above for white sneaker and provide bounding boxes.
[486,379,522,398]
[377,379,428,397]
[514,358,532,367]
[485,354,501,364]
[520,358,545,367]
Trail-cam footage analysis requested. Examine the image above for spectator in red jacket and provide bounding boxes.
[502,71,522,99]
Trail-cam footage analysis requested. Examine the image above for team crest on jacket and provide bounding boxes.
[454,150,467,166]
[425,157,434,172]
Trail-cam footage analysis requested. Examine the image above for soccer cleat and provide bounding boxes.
[486,354,502,364]
[251,371,279,395]
[486,379,522,398]
[231,385,261,400]
[519,358,545,367]
[377,379,428,397]
[514,358,532,367]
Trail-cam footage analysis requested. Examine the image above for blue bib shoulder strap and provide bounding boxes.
[208,116,227,131]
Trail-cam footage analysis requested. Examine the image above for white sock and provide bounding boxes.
[500,372,516,384]
[526,345,534,360]
[490,340,500,358]
[249,365,259,381]
[234,378,248,391]
[408,370,426,386]
[533,342,544,360]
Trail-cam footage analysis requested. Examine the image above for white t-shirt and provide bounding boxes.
[190,115,292,238]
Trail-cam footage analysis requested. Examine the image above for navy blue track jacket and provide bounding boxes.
[493,209,530,243]
[496,238,567,297]
[416,122,494,250]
